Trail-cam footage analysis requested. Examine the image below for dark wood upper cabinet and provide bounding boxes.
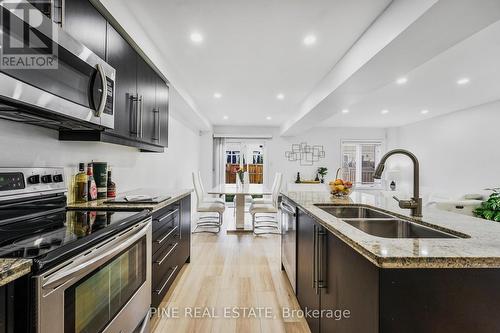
[105,23,137,138]
[63,0,107,60]
[156,78,169,147]
[136,56,157,144]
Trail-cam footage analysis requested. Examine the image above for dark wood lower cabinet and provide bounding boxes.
[151,194,191,308]
[379,268,500,333]
[295,206,500,333]
[321,231,378,333]
[296,208,320,332]
[0,276,30,333]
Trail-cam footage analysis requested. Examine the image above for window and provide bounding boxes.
[252,151,263,164]
[226,150,241,164]
[341,141,383,186]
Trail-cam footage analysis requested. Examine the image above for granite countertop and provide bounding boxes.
[281,190,500,269]
[67,188,193,212]
[0,259,32,287]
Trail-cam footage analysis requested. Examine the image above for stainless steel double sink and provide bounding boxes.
[315,205,460,239]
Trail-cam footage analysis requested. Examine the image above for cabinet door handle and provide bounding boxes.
[155,242,178,266]
[155,208,179,224]
[130,94,139,136]
[157,107,161,142]
[317,227,324,293]
[315,226,320,295]
[155,225,179,245]
[152,107,160,142]
[139,95,144,138]
[154,265,179,295]
[312,224,316,289]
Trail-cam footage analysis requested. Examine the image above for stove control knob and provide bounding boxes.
[27,175,40,184]
[53,174,64,183]
[41,175,52,183]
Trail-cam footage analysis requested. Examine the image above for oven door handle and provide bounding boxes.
[94,63,108,117]
[42,220,151,290]
[138,309,151,333]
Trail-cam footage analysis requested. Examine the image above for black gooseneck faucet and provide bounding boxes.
[373,149,423,217]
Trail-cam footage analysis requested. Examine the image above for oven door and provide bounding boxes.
[0,0,115,129]
[35,218,151,333]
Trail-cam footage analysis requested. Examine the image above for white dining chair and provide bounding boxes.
[192,172,225,233]
[249,173,282,235]
[252,173,280,205]
[198,171,225,205]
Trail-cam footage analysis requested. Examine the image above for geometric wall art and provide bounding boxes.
[285,142,325,166]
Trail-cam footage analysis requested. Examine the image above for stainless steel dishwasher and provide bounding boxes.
[281,199,297,293]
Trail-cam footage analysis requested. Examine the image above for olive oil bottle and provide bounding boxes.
[74,163,88,203]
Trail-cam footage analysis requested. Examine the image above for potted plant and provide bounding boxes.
[474,188,500,222]
[317,167,328,183]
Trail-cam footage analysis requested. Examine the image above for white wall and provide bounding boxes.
[205,126,386,189]
[0,94,201,194]
[386,100,500,198]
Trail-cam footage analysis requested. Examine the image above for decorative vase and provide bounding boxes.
[390,181,396,191]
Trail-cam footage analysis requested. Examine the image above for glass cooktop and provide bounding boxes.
[0,210,139,259]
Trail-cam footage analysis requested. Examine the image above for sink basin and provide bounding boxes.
[315,204,460,239]
[342,219,458,239]
[315,205,395,219]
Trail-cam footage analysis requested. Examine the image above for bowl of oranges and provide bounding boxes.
[329,178,353,197]
[329,169,354,197]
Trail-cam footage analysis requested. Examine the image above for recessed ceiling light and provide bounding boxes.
[396,77,408,85]
[276,93,285,100]
[223,115,228,120]
[303,34,317,46]
[213,92,222,99]
[381,109,389,115]
[421,109,429,114]
[190,32,203,43]
[457,78,470,85]
[266,116,272,120]
[341,109,349,114]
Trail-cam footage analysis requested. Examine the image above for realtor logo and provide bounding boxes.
[0,0,58,69]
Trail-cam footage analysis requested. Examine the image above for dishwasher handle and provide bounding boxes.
[280,202,296,216]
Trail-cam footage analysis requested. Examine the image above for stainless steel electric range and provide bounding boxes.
[0,167,151,333]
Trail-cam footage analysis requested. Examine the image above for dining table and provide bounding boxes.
[208,183,272,232]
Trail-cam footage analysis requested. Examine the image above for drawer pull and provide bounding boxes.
[154,265,179,295]
[155,242,179,266]
[155,225,178,245]
[155,208,179,224]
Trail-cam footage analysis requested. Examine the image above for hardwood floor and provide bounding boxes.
[151,208,310,333]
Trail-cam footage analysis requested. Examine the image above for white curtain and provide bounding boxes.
[213,137,226,186]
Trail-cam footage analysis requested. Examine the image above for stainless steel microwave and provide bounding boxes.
[0,0,115,129]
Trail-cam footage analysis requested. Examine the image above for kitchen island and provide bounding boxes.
[281,190,500,333]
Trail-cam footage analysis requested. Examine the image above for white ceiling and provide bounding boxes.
[320,19,500,128]
[117,0,392,126]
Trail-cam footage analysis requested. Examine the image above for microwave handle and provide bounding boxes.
[42,220,151,290]
[95,64,108,117]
